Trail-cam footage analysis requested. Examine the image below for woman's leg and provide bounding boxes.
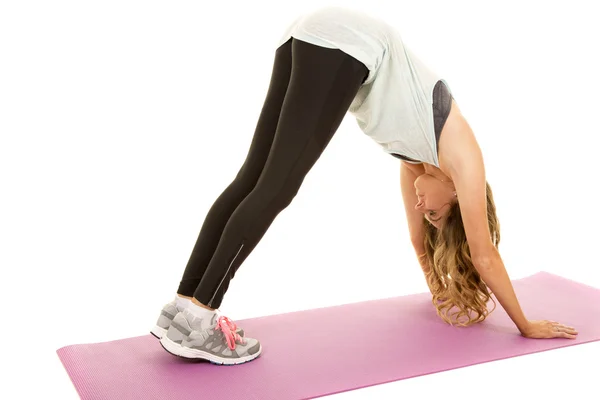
[192,38,369,309]
[176,37,295,298]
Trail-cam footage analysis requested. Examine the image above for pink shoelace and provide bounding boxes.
[215,315,245,350]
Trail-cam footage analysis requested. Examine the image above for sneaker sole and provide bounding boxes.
[150,325,167,339]
[159,335,262,365]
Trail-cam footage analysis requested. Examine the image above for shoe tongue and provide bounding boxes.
[197,313,217,332]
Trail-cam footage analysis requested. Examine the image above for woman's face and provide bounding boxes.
[414,173,456,228]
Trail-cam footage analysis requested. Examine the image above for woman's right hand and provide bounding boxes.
[520,320,578,339]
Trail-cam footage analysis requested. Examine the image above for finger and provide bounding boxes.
[553,327,571,336]
[559,323,575,329]
[558,324,577,333]
[559,331,578,339]
[564,327,578,335]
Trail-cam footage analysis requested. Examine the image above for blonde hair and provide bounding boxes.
[422,181,500,326]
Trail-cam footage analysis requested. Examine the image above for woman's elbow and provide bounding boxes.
[473,249,501,274]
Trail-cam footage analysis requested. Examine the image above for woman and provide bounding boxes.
[151,6,577,365]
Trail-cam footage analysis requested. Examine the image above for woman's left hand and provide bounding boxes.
[520,320,578,339]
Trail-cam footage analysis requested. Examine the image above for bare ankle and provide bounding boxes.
[191,297,215,311]
[177,294,192,300]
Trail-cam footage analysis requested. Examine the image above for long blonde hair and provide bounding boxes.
[422,181,500,326]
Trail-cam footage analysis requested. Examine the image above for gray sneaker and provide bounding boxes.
[160,308,261,365]
[151,299,244,339]
[150,299,184,339]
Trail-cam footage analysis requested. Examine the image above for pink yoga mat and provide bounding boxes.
[57,272,600,400]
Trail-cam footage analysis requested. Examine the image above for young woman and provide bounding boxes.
[151,6,577,365]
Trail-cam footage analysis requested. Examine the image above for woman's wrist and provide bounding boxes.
[516,319,532,335]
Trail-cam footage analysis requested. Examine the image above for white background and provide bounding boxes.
[2,0,599,399]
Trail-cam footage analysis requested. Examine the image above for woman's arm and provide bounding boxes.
[440,108,576,338]
[399,162,433,286]
[439,109,531,333]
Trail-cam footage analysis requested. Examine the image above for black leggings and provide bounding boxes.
[177,37,369,308]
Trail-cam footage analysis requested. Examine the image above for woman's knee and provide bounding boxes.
[252,177,302,213]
